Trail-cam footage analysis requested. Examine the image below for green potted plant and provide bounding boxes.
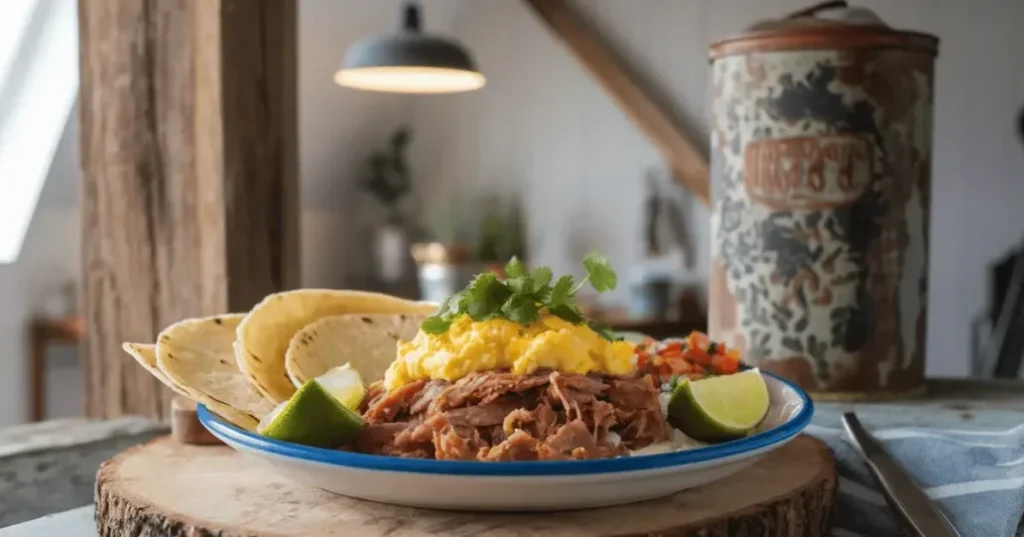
[362,127,413,286]
[477,195,526,276]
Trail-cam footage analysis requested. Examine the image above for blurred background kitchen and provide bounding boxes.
[2,0,1023,428]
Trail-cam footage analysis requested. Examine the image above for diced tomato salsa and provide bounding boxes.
[635,331,743,389]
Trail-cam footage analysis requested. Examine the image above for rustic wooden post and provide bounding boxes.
[78,0,299,420]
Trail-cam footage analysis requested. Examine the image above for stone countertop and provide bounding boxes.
[3,378,1024,536]
[0,417,164,458]
[0,417,168,528]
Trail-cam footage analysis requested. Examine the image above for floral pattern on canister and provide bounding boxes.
[709,48,934,393]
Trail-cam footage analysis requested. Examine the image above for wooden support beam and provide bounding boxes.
[523,0,711,206]
[78,0,299,420]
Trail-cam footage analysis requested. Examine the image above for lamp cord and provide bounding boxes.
[402,3,421,33]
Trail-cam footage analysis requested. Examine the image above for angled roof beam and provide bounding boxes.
[523,0,710,206]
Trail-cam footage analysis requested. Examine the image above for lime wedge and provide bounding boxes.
[316,363,366,411]
[667,369,770,442]
[257,379,364,448]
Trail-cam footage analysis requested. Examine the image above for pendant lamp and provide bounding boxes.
[334,3,485,94]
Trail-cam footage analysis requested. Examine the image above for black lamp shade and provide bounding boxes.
[335,4,485,94]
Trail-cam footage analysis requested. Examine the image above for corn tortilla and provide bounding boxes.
[123,340,259,430]
[157,314,274,431]
[285,313,425,387]
[235,289,437,403]
[121,342,191,398]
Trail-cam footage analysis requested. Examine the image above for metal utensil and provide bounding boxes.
[842,412,962,537]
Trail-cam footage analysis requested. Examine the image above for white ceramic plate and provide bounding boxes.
[199,370,812,511]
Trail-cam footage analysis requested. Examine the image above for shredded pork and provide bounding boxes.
[349,370,667,461]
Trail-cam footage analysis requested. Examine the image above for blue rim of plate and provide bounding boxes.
[198,369,813,476]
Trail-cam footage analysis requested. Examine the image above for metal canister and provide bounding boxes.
[708,3,939,398]
[410,242,481,303]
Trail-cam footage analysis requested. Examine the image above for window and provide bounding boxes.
[0,0,79,264]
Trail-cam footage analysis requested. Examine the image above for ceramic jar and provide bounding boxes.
[707,4,939,398]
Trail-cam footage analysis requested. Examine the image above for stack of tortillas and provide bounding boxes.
[123,290,435,431]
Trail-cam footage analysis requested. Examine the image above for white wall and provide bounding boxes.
[410,0,1024,377]
[0,110,80,426]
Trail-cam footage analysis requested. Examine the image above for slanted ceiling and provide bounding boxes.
[0,0,79,264]
[522,0,710,206]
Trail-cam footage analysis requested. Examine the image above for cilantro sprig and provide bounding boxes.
[421,252,621,340]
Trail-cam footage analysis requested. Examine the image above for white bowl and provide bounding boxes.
[199,370,812,511]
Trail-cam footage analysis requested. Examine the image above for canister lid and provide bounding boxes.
[709,0,939,60]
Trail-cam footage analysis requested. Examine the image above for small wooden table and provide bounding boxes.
[28,317,85,422]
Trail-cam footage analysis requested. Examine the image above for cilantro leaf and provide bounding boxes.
[548,275,575,306]
[549,303,584,324]
[532,282,553,302]
[420,252,619,335]
[530,266,552,289]
[422,291,467,333]
[421,315,451,334]
[505,256,526,278]
[438,291,466,317]
[501,295,540,324]
[466,272,510,321]
[587,320,622,342]
[435,294,455,316]
[507,264,551,296]
[466,272,500,300]
[506,275,533,296]
[467,301,499,321]
[582,252,618,292]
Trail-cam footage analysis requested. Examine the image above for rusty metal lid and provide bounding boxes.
[709,1,939,60]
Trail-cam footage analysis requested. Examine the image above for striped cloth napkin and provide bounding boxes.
[806,423,1024,537]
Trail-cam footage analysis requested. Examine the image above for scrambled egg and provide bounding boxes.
[383,313,636,390]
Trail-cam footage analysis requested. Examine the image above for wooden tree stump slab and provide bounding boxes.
[95,435,836,537]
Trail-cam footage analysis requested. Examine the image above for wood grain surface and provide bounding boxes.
[95,435,835,537]
[78,0,299,421]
